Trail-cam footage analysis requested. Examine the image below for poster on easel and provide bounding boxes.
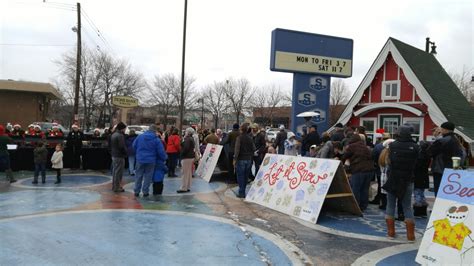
[195,144,223,182]
[416,169,473,265]
[245,154,361,223]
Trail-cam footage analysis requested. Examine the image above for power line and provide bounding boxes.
[0,43,75,47]
[81,8,115,53]
[82,27,102,51]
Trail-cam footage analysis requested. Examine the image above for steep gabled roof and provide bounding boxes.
[335,38,474,142]
[390,38,474,140]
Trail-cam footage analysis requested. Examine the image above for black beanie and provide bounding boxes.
[116,122,127,130]
[440,122,455,131]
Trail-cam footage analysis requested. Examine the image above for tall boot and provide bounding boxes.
[405,219,415,242]
[153,182,164,195]
[386,218,395,239]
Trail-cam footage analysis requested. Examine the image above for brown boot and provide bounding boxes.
[405,219,415,242]
[386,218,395,238]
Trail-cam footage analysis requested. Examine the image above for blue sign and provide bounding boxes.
[270,28,353,134]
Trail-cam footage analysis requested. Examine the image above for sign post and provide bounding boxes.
[270,28,353,134]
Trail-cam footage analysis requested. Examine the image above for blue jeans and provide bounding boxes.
[386,183,414,220]
[236,160,252,197]
[34,163,46,181]
[128,155,136,175]
[350,171,373,210]
[134,162,155,194]
[414,188,427,206]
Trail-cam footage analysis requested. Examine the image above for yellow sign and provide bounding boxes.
[274,51,352,77]
[112,96,139,108]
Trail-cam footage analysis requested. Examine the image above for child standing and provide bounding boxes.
[33,142,48,184]
[51,144,64,184]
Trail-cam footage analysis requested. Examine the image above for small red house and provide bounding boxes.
[335,38,474,149]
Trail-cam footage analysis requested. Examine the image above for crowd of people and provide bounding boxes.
[1,118,471,242]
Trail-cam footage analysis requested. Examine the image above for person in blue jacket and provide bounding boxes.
[133,124,167,197]
[152,159,168,195]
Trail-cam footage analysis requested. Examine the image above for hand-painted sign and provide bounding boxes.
[297,91,316,107]
[245,154,341,223]
[416,169,474,266]
[195,144,223,182]
[112,96,139,108]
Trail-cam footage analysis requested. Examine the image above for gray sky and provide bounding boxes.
[0,0,472,94]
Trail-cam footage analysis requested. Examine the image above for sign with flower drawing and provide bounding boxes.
[196,144,223,182]
[245,154,358,223]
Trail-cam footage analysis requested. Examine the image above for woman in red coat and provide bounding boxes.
[166,128,181,177]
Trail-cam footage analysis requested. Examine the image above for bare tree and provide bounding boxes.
[148,73,179,128]
[450,66,474,104]
[203,81,228,129]
[223,78,255,124]
[251,85,287,127]
[330,79,350,125]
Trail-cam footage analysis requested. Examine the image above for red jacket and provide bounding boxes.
[166,135,181,154]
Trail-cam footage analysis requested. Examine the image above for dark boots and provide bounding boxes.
[6,169,16,183]
[413,205,428,217]
[153,182,164,195]
[54,177,61,184]
[386,218,395,238]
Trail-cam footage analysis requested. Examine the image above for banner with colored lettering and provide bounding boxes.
[245,154,340,223]
[195,144,223,182]
[416,169,474,265]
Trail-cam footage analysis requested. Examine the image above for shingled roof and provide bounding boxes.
[390,38,474,141]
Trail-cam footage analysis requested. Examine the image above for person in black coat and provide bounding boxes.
[330,123,345,141]
[273,125,288,155]
[413,141,431,217]
[301,125,321,156]
[66,124,84,169]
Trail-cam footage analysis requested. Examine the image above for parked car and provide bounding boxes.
[33,122,69,136]
[125,125,148,135]
[266,129,295,143]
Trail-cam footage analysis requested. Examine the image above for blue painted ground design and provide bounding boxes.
[0,211,292,265]
[317,204,429,238]
[377,250,418,266]
[0,190,101,218]
[125,177,225,195]
[16,175,110,188]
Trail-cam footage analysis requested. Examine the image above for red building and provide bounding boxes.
[335,38,474,148]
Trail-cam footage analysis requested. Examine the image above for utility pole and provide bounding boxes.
[200,98,204,129]
[179,0,188,132]
[73,2,82,124]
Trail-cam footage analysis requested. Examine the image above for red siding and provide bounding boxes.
[400,69,414,102]
[363,108,417,118]
[385,54,398,81]
[371,68,384,102]
[424,115,437,138]
[360,88,370,104]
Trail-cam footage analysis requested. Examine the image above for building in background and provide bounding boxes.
[0,79,61,127]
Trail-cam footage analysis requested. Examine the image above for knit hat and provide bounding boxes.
[383,139,395,148]
[233,123,239,130]
[116,122,127,130]
[186,127,195,135]
[13,123,21,128]
[279,125,285,130]
[335,123,343,128]
[397,125,412,138]
[287,132,295,139]
[440,122,455,131]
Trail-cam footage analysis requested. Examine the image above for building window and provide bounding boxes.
[403,118,423,142]
[360,118,376,144]
[382,81,400,100]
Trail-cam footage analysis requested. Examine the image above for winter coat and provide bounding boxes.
[253,131,266,158]
[126,135,137,156]
[66,130,83,150]
[316,141,334,159]
[274,130,288,150]
[429,132,462,174]
[382,133,419,198]
[181,135,196,159]
[34,146,48,164]
[302,131,321,152]
[51,151,63,169]
[111,131,127,158]
[152,158,168,182]
[133,130,167,164]
[203,134,219,145]
[330,129,345,142]
[222,129,240,152]
[235,133,256,161]
[342,135,374,174]
[414,141,431,189]
[166,134,181,154]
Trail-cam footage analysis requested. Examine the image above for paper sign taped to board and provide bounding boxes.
[195,144,223,182]
[415,169,474,265]
[7,144,17,150]
[245,154,340,223]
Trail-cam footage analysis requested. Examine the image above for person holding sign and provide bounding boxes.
[382,125,419,241]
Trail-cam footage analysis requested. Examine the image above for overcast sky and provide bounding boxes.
[0,0,472,95]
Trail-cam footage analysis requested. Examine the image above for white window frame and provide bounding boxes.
[360,117,377,144]
[382,80,401,100]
